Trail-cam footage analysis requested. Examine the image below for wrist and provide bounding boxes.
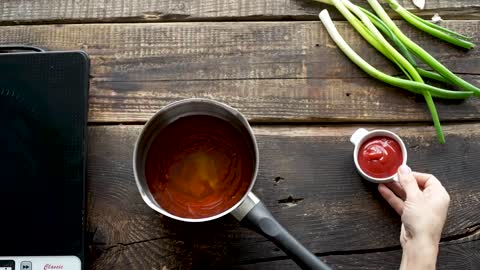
[402,238,438,270]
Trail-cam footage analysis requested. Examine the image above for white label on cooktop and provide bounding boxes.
[0,256,80,270]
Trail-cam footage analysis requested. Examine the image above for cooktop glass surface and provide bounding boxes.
[0,51,89,257]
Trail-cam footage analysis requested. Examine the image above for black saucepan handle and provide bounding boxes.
[233,193,332,270]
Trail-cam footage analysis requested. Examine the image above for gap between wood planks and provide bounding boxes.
[90,72,480,82]
[1,0,479,26]
[87,120,480,127]
[0,11,478,26]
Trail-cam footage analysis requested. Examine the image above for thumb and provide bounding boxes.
[398,165,420,198]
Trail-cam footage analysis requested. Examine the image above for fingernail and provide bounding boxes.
[398,165,411,175]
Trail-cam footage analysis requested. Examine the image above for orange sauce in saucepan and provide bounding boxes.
[145,115,255,219]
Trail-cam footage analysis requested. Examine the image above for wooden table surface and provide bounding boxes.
[2,0,479,269]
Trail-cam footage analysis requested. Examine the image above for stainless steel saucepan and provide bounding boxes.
[133,98,331,270]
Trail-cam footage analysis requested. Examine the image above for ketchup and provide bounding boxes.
[358,136,403,178]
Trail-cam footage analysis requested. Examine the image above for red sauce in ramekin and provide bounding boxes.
[358,136,403,178]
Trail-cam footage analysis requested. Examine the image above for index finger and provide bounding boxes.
[412,172,442,188]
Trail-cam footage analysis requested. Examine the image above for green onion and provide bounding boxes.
[386,0,475,49]
[316,10,472,100]
[367,0,480,97]
[326,0,411,80]
[387,0,474,47]
[313,0,477,144]
[338,0,422,82]
[357,6,454,85]
[318,9,473,144]
[338,1,445,144]
[359,6,417,67]
[406,12,473,41]
[417,68,451,84]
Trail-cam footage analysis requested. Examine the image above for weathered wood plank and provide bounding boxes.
[236,240,480,269]
[89,77,480,123]
[1,21,476,81]
[0,0,479,24]
[0,21,478,123]
[87,124,480,269]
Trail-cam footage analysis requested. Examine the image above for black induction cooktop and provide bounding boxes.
[0,48,89,270]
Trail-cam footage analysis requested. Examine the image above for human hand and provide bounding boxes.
[378,165,450,269]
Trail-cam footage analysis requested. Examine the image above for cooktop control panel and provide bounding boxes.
[0,257,80,270]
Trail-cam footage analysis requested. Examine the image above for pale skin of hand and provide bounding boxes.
[378,165,450,270]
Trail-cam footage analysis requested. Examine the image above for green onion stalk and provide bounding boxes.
[406,12,473,41]
[367,0,480,97]
[313,0,477,143]
[357,6,451,84]
[386,0,474,49]
[336,0,447,143]
[319,9,432,143]
[315,11,470,100]
[337,0,422,82]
